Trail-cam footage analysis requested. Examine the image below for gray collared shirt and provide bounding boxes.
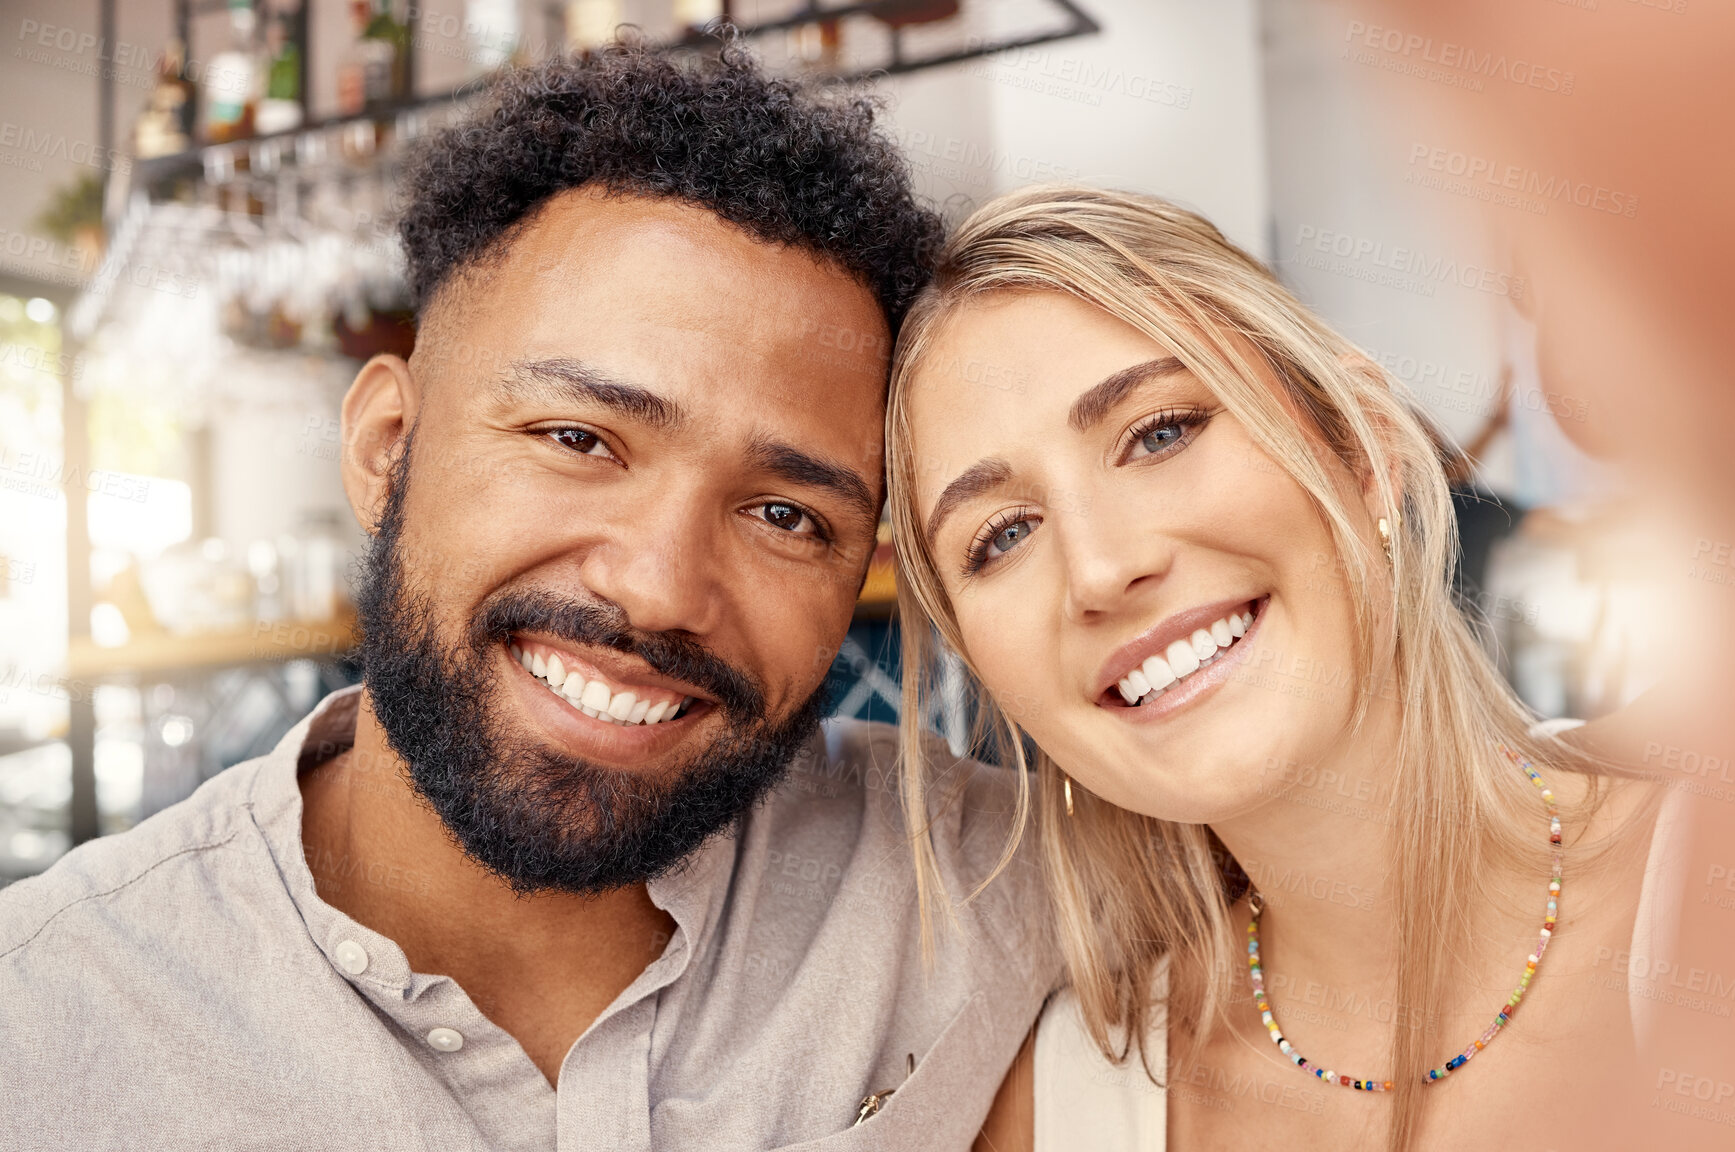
[1,687,1056,1151]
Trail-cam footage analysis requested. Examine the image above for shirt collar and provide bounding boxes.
[244,686,766,1007]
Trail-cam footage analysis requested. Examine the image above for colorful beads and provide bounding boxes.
[1245,744,1562,1090]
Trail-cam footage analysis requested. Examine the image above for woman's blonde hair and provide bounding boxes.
[887,185,1604,1149]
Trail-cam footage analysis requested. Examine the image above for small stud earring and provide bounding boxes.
[1377,516,1394,567]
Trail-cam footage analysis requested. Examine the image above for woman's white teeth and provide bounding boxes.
[1142,653,1177,691]
[1118,608,1256,706]
[1165,638,1200,678]
[1117,667,1152,705]
[518,645,687,725]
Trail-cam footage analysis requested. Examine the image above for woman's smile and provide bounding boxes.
[1096,595,1268,722]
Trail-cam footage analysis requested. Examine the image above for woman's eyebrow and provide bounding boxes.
[1067,356,1187,432]
[926,457,1013,544]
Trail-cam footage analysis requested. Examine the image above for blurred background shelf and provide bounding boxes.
[66,611,357,679]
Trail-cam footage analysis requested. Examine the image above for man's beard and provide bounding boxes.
[352,443,827,894]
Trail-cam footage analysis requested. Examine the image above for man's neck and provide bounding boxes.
[298,690,676,1085]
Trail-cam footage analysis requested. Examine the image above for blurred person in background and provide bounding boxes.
[889,186,1674,1151]
[0,44,1056,1151]
[1352,5,1735,1147]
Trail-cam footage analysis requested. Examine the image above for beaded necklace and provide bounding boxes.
[1245,744,1562,1091]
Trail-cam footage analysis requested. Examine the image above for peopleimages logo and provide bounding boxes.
[1405,144,1640,219]
[1293,225,1527,299]
[1344,20,1576,94]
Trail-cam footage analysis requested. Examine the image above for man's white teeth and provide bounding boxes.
[1118,607,1256,706]
[517,645,687,725]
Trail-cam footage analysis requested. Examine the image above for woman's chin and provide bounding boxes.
[1057,732,1286,825]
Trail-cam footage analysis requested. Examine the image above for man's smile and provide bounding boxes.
[509,636,703,727]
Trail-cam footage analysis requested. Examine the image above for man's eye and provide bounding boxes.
[758,502,815,533]
[547,428,612,457]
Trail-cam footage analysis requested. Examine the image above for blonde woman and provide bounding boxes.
[887,187,1673,1150]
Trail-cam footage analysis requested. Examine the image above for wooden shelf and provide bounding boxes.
[67,611,357,681]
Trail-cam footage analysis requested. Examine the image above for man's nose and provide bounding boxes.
[578,497,723,637]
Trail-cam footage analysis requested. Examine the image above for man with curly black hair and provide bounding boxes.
[0,41,1056,1152]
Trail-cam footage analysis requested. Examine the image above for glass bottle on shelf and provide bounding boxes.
[290,510,348,622]
[336,1,367,116]
[132,38,195,158]
[362,0,410,107]
[255,7,304,135]
[336,1,396,117]
[205,0,262,144]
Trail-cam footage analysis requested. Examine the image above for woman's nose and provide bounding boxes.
[1058,503,1174,623]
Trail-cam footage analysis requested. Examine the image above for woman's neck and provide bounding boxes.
[1209,692,1409,993]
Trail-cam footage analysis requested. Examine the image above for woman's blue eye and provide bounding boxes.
[1141,422,1185,453]
[963,512,1041,576]
[990,518,1035,556]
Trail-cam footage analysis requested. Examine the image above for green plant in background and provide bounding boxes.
[31,172,105,247]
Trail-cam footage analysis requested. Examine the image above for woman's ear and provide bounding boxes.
[1336,352,1409,523]
[340,354,421,536]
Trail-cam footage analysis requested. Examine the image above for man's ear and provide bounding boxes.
[340,354,421,536]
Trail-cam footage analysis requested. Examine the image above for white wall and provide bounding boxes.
[882,0,1270,259]
[1259,0,1516,490]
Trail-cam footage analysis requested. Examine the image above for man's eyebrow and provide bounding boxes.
[747,437,881,530]
[925,458,1013,544]
[1067,356,1188,432]
[501,357,684,430]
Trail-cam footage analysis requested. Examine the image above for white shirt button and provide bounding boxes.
[333,939,369,975]
[426,1027,464,1053]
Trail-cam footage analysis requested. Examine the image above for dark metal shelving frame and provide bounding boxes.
[134,0,1100,199]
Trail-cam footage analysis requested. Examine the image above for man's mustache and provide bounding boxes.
[470,587,765,720]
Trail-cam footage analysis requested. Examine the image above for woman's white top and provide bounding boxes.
[1032,722,1687,1152]
[1035,960,1169,1152]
